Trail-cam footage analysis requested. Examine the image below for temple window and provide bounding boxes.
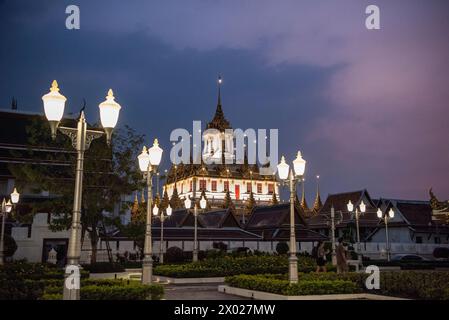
[212,180,217,192]
[257,183,262,194]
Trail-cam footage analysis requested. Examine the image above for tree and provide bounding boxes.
[245,191,256,212]
[4,233,18,258]
[9,117,144,264]
[271,190,279,205]
[222,190,234,209]
[276,241,289,255]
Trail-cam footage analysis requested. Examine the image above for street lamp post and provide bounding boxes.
[325,206,343,266]
[0,198,13,265]
[155,204,172,264]
[184,194,207,262]
[377,208,394,261]
[276,152,306,284]
[330,206,337,265]
[42,81,121,300]
[347,200,366,261]
[138,139,163,284]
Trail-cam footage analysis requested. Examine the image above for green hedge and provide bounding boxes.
[154,255,333,278]
[225,271,449,299]
[225,274,357,296]
[378,271,449,299]
[42,279,164,300]
[81,262,125,274]
[0,262,163,300]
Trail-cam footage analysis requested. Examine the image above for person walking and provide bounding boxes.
[336,238,349,273]
[315,241,328,273]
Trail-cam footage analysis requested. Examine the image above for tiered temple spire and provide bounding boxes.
[312,175,323,213]
[300,178,309,211]
[207,75,231,131]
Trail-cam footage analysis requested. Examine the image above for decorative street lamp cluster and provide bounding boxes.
[276,151,306,284]
[377,207,395,261]
[42,80,122,300]
[0,188,20,265]
[347,199,366,261]
[153,203,172,264]
[184,194,207,262]
[137,139,163,284]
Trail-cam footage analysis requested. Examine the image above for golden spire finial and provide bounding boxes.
[107,89,114,99]
[153,138,159,146]
[50,80,60,92]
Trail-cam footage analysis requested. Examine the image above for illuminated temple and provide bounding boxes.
[163,78,279,214]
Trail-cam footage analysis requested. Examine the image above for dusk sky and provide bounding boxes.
[1,0,448,202]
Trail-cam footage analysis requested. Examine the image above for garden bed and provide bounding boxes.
[223,271,449,300]
[154,255,333,278]
[0,262,163,300]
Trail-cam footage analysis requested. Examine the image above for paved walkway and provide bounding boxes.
[164,284,246,300]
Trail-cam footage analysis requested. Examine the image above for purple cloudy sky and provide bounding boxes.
[1,0,448,201]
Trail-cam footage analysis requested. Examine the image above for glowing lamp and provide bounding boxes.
[184,197,192,209]
[138,146,150,172]
[292,151,306,176]
[99,89,121,129]
[152,204,159,216]
[5,200,12,213]
[388,208,395,218]
[277,156,289,180]
[99,89,121,145]
[148,139,163,166]
[42,80,66,140]
[10,188,20,204]
[377,208,383,218]
[42,80,66,122]
[166,205,172,216]
[347,200,354,212]
[199,195,207,209]
[360,200,366,213]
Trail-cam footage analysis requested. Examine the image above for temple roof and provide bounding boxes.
[165,162,271,184]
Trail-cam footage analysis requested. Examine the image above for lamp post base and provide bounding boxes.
[193,249,199,262]
[62,264,81,300]
[142,259,153,284]
[288,255,298,284]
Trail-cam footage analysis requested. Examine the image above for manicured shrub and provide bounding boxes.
[0,279,45,300]
[165,246,184,263]
[205,249,226,260]
[41,293,62,300]
[42,280,164,300]
[212,241,228,251]
[284,280,358,295]
[433,247,449,259]
[82,262,125,273]
[80,284,163,300]
[154,255,324,278]
[276,242,289,255]
[225,275,358,296]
